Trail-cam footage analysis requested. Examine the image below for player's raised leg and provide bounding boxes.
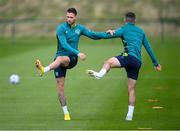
[56,77,71,120]
[49,56,70,70]
[87,57,121,79]
[125,78,136,121]
[35,56,70,76]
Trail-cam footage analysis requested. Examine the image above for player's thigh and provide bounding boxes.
[56,56,70,67]
[105,57,121,68]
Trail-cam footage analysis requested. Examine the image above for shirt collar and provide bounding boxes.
[66,22,77,28]
[126,22,135,25]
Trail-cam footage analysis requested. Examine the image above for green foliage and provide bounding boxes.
[0,0,179,20]
[0,0,7,5]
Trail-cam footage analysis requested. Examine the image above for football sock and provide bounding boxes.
[127,105,134,117]
[62,106,69,114]
[98,68,107,78]
[44,66,50,73]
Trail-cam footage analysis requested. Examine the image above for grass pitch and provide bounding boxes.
[0,37,180,130]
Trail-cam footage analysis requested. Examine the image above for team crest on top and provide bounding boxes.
[75,29,80,35]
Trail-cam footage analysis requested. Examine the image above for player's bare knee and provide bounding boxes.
[128,85,135,91]
[56,56,62,63]
[104,59,113,67]
[58,83,64,90]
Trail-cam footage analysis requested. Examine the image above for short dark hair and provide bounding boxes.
[67,8,77,15]
[125,12,136,19]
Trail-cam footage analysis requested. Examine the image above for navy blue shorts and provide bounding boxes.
[54,55,78,78]
[115,55,141,80]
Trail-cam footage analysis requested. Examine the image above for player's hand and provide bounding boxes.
[155,64,161,71]
[78,52,86,61]
[106,29,115,36]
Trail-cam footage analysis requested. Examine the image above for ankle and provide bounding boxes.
[44,66,50,73]
[98,68,107,77]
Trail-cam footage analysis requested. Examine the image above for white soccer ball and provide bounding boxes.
[9,74,20,84]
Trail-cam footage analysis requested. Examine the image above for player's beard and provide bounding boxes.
[68,21,75,26]
[67,20,76,26]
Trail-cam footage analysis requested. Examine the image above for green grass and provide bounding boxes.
[0,37,180,130]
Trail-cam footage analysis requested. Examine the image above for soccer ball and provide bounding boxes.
[9,74,20,84]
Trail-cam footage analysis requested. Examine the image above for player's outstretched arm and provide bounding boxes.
[142,33,159,67]
[81,25,115,39]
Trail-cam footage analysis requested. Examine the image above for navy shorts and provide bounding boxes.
[54,55,78,78]
[115,55,141,80]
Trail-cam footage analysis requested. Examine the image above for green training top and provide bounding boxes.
[55,22,111,57]
[112,22,159,66]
